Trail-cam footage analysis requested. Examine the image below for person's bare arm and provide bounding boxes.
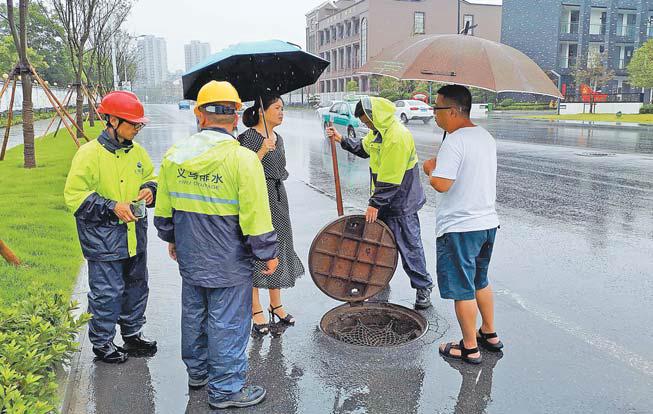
[429,176,455,193]
[424,158,454,193]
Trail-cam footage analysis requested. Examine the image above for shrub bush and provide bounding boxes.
[499,98,515,107]
[0,291,90,413]
[640,104,653,114]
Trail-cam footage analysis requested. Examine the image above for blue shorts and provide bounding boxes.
[436,228,497,301]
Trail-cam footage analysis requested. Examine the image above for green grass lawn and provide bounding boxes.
[0,124,103,305]
[524,113,653,124]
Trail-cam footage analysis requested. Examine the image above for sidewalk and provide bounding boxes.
[63,179,452,414]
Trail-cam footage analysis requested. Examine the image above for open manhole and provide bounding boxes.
[321,302,428,347]
[309,215,428,348]
[575,152,616,157]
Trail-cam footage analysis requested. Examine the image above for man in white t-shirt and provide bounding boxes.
[423,85,504,365]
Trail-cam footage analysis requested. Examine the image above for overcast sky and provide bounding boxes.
[124,0,502,72]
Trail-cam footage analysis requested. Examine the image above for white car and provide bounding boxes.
[394,100,434,124]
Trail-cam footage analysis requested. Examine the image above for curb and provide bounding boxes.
[57,263,89,414]
[509,117,653,131]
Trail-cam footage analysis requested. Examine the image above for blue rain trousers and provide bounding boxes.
[381,212,433,290]
[87,253,149,348]
[181,280,252,402]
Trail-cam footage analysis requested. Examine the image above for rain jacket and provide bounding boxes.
[154,128,278,288]
[64,131,157,261]
[340,97,426,217]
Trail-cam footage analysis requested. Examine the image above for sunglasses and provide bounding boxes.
[432,106,453,111]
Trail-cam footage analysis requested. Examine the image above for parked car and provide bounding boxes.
[178,100,191,110]
[394,99,434,124]
[321,101,369,140]
[316,100,341,120]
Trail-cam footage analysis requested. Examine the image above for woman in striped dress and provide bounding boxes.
[238,95,305,335]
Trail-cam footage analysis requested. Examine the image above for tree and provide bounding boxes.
[114,29,137,88]
[86,1,132,92]
[0,3,73,84]
[572,51,614,112]
[377,77,407,102]
[0,34,45,71]
[628,39,653,103]
[4,0,36,168]
[346,79,358,92]
[48,0,98,139]
[376,78,431,102]
[48,0,133,135]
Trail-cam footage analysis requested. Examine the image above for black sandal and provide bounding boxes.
[251,311,269,335]
[439,342,461,359]
[269,305,295,325]
[477,328,504,352]
[439,340,483,365]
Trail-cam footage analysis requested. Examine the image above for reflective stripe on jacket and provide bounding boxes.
[154,129,278,288]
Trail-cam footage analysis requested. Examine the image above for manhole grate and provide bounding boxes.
[321,302,428,348]
[333,319,417,347]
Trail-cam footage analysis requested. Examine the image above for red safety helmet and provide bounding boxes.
[98,91,150,124]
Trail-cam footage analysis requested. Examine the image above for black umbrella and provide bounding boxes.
[182,39,329,102]
[182,39,332,213]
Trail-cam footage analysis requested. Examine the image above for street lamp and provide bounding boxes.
[550,70,562,115]
[109,17,121,90]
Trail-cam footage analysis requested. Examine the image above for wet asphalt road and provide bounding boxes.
[65,105,653,414]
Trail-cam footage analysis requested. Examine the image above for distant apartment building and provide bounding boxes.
[502,0,653,96]
[184,40,211,72]
[305,0,502,96]
[136,35,169,88]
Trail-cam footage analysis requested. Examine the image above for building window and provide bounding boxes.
[560,6,580,34]
[615,45,634,69]
[589,8,607,35]
[587,43,606,68]
[559,42,578,68]
[463,14,474,35]
[617,12,637,38]
[414,12,425,34]
[361,18,368,65]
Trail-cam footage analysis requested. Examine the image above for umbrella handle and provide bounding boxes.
[260,96,270,140]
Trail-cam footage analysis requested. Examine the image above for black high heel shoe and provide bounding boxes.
[251,311,269,335]
[268,305,295,326]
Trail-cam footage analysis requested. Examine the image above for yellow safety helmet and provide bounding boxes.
[194,81,242,115]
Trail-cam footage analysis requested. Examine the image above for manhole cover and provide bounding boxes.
[320,302,428,347]
[575,152,616,157]
[309,215,398,302]
[310,215,427,348]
